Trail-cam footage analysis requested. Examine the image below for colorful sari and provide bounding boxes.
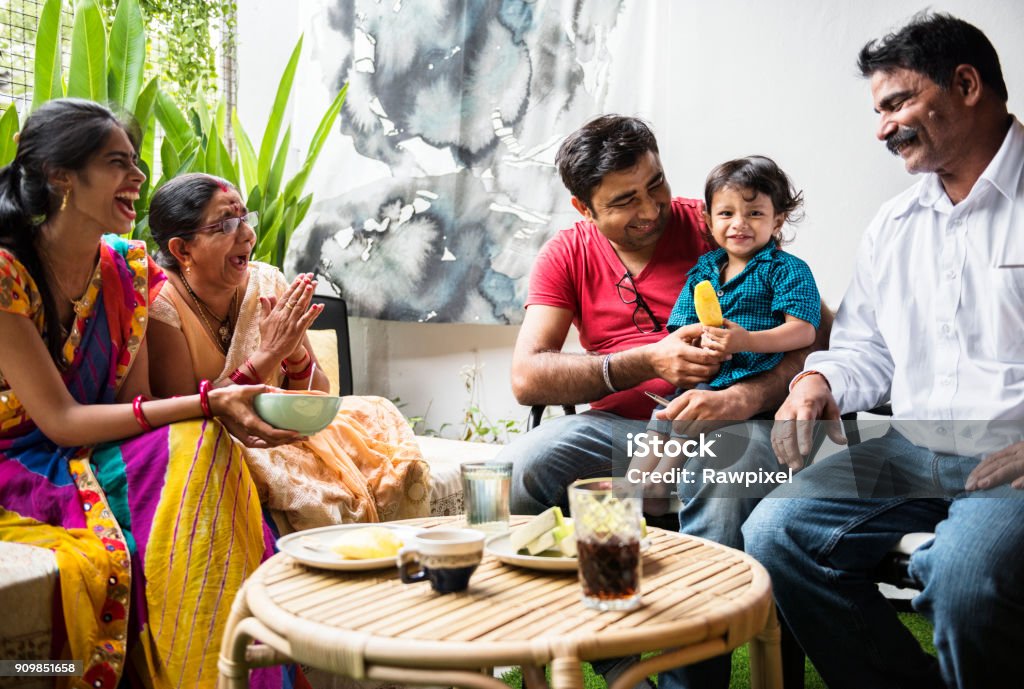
[0,237,304,689]
[150,261,430,533]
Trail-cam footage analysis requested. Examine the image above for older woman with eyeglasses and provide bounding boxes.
[147,173,430,533]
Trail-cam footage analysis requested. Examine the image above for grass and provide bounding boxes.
[500,613,934,688]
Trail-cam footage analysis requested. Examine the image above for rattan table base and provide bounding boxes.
[218,516,781,689]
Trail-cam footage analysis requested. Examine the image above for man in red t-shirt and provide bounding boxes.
[500,114,825,689]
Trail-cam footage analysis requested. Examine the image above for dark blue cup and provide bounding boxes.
[397,529,485,594]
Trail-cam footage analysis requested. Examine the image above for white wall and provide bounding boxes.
[237,0,1024,436]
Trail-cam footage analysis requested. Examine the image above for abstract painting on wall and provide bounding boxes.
[290,0,625,324]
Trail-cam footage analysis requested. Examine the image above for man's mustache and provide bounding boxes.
[886,127,919,156]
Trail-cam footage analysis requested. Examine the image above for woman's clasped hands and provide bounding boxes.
[258,273,324,363]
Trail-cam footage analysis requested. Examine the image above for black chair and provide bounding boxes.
[528,404,575,429]
[310,294,354,396]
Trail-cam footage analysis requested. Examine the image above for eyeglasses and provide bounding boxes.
[616,271,662,333]
[194,211,259,235]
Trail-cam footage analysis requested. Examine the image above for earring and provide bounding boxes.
[60,187,70,213]
[184,263,192,275]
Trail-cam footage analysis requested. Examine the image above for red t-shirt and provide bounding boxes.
[526,197,711,419]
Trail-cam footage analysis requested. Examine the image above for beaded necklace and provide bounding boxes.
[179,270,237,354]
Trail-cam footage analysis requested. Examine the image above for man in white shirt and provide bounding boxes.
[743,12,1024,689]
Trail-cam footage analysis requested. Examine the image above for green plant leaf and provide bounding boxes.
[275,204,297,268]
[204,122,239,188]
[194,95,212,136]
[255,197,282,256]
[108,0,146,112]
[160,137,181,181]
[154,89,197,155]
[246,185,263,218]
[0,104,20,167]
[282,192,313,251]
[134,77,160,144]
[133,156,150,226]
[231,110,259,195]
[138,111,156,204]
[132,213,148,241]
[257,35,303,185]
[189,109,205,142]
[263,212,285,265]
[215,99,227,135]
[31,0,65,111]
[254,202,280,262]
[292,192,314,230]
[264,125,291,203]
[304,83,347,169]
[68,0,108,103]
[173,147,199,177]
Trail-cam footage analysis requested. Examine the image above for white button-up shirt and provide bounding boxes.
[806,116,1024,454]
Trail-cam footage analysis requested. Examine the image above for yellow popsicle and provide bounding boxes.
[693,280,723,327]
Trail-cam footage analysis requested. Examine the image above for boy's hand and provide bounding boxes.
[701,319,749,354]
[646,324,726,388]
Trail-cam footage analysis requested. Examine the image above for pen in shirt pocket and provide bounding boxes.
[645,390,673,407]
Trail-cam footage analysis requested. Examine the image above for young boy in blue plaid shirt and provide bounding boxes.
[645,155,820,434]
[670,155,820,388]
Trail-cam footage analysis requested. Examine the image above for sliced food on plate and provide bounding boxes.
[330,526,405,559]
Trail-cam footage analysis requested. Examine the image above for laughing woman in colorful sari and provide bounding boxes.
[0,100,307,689]
[146,173,430,533]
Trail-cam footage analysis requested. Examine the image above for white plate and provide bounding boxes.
[485,533,651,572]
[485,532,577,571]
[277,523,423,571]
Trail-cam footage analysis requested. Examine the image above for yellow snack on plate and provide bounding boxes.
[693,280,723,327]
[331,527,404,559]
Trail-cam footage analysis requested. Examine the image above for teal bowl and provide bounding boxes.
[253,393,342,435]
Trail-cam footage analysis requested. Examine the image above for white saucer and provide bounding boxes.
[277,523,423,571]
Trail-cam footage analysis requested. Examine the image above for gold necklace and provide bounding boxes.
[43,249,101,311]
[179,271,237,354]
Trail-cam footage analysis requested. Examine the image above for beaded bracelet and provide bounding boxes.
[198,379,214,418]
[132,395,153,432]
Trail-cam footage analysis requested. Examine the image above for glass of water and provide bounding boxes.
[461,461,513,533]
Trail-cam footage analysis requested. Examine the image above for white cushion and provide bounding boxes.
[0,542,58,688]
[415,436,504,517]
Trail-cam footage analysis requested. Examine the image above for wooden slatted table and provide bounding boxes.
[218,516,781,689]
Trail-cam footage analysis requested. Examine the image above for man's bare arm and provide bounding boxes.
[511,305,722,406]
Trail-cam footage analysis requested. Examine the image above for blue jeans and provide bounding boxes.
[503,410,648,515]
[742,428,1024,689]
